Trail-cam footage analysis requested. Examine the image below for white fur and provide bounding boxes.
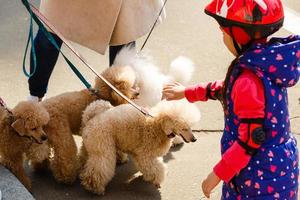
[168,56,194,84]
[114,47,195,107]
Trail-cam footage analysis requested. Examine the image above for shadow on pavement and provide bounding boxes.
[28,157,162,200]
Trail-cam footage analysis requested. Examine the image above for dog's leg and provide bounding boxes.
[48,123,79,184]
[80,132,116,195]
[132,155,166,188]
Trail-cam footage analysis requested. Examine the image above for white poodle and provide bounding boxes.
[113,47,195,107]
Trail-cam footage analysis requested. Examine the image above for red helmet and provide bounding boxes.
[205,0,284,45]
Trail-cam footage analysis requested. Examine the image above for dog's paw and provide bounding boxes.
[51,166,78,184]
[80,166,107,195]
[80,175,106,195]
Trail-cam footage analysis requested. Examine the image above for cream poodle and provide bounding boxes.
[79,99,200,195]
[29,65,139,185]
[0,101,49,191]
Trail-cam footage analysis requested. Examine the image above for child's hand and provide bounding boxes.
[162,82,186,100]
[201,172,221,198]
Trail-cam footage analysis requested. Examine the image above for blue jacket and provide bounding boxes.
[222,35,300,200]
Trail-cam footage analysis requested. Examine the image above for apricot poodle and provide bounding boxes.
[0,101,49,191]
[29,65,138,184]
[79,100,200,195]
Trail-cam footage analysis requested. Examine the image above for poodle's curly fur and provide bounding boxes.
[114,47,195,146]
[79,100,200,195]
[0,101,49,191]
[114,47,195,107]
[29,65,138,184]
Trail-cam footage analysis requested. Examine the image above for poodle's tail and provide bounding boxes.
[82,100,112,127]
[168,56,194,84]
[113,48,194,85]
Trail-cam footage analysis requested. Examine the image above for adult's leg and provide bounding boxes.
[109,41,136,66]
[28,29,63,98]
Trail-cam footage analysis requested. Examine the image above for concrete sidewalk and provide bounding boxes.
[0,166,34,200]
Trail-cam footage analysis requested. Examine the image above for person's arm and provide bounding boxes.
[163,80,223,102]
[202,70,265,197]
[184,80,223,102]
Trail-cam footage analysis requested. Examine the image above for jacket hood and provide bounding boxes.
[239,35,300,87]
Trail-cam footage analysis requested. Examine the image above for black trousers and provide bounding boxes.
[29,29,136,98]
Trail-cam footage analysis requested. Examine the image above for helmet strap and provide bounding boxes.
[229,27,243,55]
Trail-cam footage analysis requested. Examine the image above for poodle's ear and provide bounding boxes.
[11,119,26,136]
[115,80,127,90]
[160,116,173,134]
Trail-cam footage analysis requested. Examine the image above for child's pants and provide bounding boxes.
[28,29,135,98]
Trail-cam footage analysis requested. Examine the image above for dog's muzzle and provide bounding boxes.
[180,133,197,143]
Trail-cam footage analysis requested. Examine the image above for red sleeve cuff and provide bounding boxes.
[213,142,252,183]
[184,83,208,103]
[213,159,236,183]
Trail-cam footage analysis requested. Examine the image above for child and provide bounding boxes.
[163,0,300,199]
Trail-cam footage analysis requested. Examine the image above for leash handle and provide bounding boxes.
[21,0,153,118]
[22,13,37,78]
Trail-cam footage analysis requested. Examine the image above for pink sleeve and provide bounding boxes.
[184,80,224,102]
[213,70,265,183]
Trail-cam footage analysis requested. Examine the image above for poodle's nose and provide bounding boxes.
[191,137,197,142]
[41,134,48,141]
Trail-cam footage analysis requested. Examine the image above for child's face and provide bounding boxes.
[220,27,239,56]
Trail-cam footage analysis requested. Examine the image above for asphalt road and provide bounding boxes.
[0,0,299,199]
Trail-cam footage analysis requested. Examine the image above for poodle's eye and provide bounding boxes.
[182,128,189,132]
[31,128,37,131]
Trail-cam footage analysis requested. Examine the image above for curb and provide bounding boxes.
[0,165,34,200]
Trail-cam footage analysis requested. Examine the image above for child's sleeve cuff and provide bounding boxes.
[213,159,236,183]
[184,84,208,102]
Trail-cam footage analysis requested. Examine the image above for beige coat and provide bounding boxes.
[40,0,166,54]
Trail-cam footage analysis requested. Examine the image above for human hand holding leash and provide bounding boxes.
[162,82,186,100]
[201,171,221,198]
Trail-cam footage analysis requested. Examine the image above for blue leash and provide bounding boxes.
[22,13,36,78]
[22,0,91,89]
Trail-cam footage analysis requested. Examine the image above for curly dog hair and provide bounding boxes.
[29,65,138,184]
[0,101,49,191]
[79,100,200,195]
